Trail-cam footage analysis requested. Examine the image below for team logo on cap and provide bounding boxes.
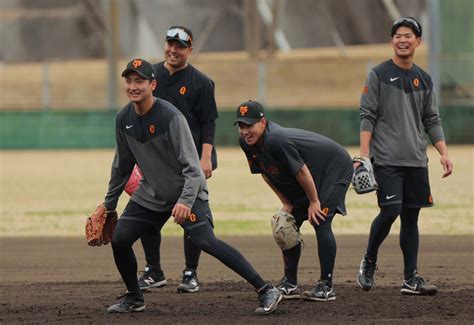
[132,59,143,68]
[239,105,249,116]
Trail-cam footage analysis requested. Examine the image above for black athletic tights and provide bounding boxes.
[366,205,420,279]
[112,219,266,294]
[283,217,336,286]
[140,231,200,272]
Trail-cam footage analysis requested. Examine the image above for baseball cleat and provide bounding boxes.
[177,268,200,293]
[107,292,145,313]
[138,266,167,290]
[301,280,336,301]
[276,276,301,299]
[357,256,377,291]
[401,271,438,296]
[255,284,283,315]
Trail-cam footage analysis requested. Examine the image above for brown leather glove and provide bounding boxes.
[85,203,118,246]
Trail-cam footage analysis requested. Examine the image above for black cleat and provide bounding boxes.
[255,284,283,315]
[275,276,301,300]
[138,266,167,290]
[301,280,336,301]
[107,292,145,313]
[177,268,200,293]
[357,256,377,291]
[401,271,438,296]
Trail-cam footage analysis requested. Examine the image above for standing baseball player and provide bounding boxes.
[105,58,281,314]
[356,17,453,295]
[125,26,218,293]
[235,100,353,301]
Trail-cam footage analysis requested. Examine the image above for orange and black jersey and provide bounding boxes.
[239,121,353,208]
[360,59,445,167]
[104,98,208,213]
[153,62,218,169]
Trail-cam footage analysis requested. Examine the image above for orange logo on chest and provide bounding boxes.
[149,124,155,134]
[180,86,187,95]
[413,78,420,87]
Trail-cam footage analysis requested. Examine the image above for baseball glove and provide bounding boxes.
[271,210,302,250]
[352,156,378,194]
[124,165,143,196]
[85,203,118,246]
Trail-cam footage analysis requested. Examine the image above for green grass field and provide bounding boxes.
[0,146,472,237]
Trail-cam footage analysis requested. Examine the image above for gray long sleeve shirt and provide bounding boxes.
[104,98,208,212]
[360,59,445,167]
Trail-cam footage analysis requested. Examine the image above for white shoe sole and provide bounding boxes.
[301,294,336,302]
[107,304,146,313]
[401,288,437,296]
[282,293,302,300]
[177,285,200,293]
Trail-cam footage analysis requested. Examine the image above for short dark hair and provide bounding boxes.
[391,17,422,38]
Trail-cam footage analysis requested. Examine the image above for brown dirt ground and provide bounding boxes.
[0,235,473,324]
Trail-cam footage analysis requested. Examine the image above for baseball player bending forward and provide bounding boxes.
[102,59,282,314]
[235,100,353,301]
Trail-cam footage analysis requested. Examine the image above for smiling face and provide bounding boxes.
[238,118,267,146]
[164,39,193,70]
[391,26,421,61]
[124,72,156,104]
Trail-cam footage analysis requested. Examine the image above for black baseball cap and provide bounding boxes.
[166,26,193,47]
[391,17,422,37]
[121,58,156,79]
[233,100,265,125]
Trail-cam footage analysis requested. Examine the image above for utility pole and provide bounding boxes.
[106,0,120,110]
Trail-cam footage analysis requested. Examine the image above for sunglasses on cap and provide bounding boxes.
[392,17,422,36]
[166,28,192,43]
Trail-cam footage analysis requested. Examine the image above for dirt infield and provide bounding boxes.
[1,235,472,324]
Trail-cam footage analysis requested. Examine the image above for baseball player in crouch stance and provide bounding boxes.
[356,17,453,295]
[126,26,219,293]
[104,59,282,314]
[235,100,353,301]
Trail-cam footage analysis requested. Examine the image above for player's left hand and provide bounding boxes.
[440,154,453,178]
[200,157,212,179]
[172,202,191,225]
[307,200,327,226]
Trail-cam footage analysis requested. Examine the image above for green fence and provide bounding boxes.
[440,0,474,103]
[1,107,472,149]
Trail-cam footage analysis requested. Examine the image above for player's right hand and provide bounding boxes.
[307,200,327,226]
[172,202,191,225]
